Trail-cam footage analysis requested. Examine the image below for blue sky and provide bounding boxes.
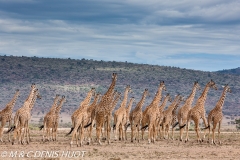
[0,0,240,71]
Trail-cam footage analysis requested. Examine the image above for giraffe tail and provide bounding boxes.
[141,125,148,130]
[203,125,210,130]
[65,127,74,136]
[179,124,186,129]
[39,125,44,130]
[84,122,92,128]
[5,126,16,134]
[172,122,179,128]
[113,124,116,131]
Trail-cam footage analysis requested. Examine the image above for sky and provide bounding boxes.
[0,0,240,71]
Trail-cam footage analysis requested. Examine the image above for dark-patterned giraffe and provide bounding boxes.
[0,89,20,142]
[130,89,149,143]
[95,73,117,145]
[176,81,201,141]
[184,79,217,143]
[204,84,231,144]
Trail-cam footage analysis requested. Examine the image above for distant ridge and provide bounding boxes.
[216,67,240,75]
[0,55,239,117]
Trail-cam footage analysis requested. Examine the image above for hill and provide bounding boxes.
[0,55,239,124]
[217,67,240,75]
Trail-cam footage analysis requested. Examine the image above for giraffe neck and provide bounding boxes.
[167,96,179,112]
[6,91,19,110]
[159,96,169,112]
[215,88,228,110]
[103,77,116,102]
[110,94,121,111]
[89,95,100,110]
[82,90,94,106]
[185,85,197,106]
[150,85,163,107]
[119,88,130,109]
[126,99,134,114]
[25,87,36,102]
[29,92,39,111]
[50,96,60,112]
[56,99,65,114]
[197,84,210,106]
[134,92,147,111]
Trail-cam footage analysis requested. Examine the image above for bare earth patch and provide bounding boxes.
[0,130,240,160]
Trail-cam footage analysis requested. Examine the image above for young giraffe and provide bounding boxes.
[113,85,131,141]
[52,95,66,141]
[204,84,231,144]
[12,88,41,145]
[95,73,117,145]
[0,89,20,142]
[142,81,166,143]
[184,79,217,143]
[122,97,135,141]
[40,94,61,141]
[176,81,201,141]
[161,94,183,140]
[156,93,171,139]
[129,89,149,143]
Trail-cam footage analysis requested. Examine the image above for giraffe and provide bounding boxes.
[52,95,66,141]
[95,73,117,145]
[184,79,217,143]
[155,93,172,139]
[204,84,231,144]
[66,88,96,146]
[161,94,183,140]
[0,89,20,142]
[11,88,41,145]
[113,85,131,141]
[130,89,149,143]
[142,81,166,143]
[83,92,101,144]
[40,94,61,141]
[122,97,135,141]
[5,84,36,134]
[176,81,201,141]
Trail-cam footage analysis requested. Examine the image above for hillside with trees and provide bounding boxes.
[0,55,239,124]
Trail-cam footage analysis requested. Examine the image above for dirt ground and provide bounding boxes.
[0,129,240,160]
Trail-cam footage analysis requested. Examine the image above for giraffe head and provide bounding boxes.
[35,89,42,99]
[60,95,66,103]
[166,93,172,102]
[90,87,96,96]
[112,73,117,81]
[160,81,166,91]
[222,84,231,93]
[143,89,150,97]
[209,79,218,90]
[15,89,20,96]
[194,81,201,90]
[126,85,131,93]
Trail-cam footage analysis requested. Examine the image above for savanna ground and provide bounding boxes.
[0,126,240,160]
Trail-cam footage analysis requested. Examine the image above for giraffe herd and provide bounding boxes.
[0,73,232,147]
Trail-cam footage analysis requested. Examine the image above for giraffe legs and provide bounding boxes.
[0,120,6,142]
[184,121,190,142]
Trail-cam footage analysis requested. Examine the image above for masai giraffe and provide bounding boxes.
[113,85,131,141]
[40,94,61,141]
[142,81,166,143]
[161,94,183,140]
[84,92,101,144]
[204,84,231,144]
[122,97,135,141]
[184,79,217,143]
[155,93,171,139]
[66,88,95,146]
[95,73,117,145]
[6,84,36,140]
[52,95,66,141]
[176,81,201,141]
[130,89,149,143]
[0,89,20,142]
[11,88,41,145]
